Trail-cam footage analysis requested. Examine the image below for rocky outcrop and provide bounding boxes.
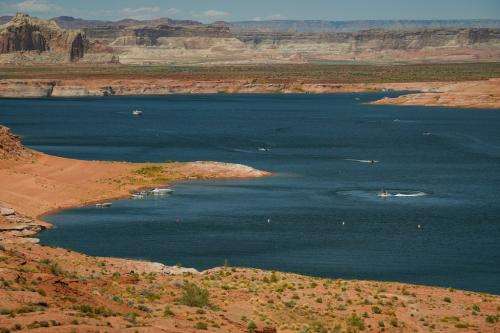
[0,125,31,159]
[0,204,43,244]
[0,13,87,61]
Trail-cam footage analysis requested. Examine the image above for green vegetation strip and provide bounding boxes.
[1,62,499,83]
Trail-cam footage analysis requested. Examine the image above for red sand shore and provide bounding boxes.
[1,127,499,332]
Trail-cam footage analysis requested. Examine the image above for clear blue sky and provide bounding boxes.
[1,0,499,22]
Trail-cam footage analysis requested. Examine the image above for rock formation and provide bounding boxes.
[0,13,499,65]
[0,13,87,61]
[0,125,31,159]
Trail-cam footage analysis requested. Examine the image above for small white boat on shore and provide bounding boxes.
[96,202,112,208]
[132,110,143,116]
[150,188,174,195]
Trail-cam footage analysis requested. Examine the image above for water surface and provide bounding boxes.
[1,93,499,293]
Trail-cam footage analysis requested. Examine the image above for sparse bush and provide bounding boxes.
[347,313,365,330]
[180,282,209,307]
[163,306,174,317]
[247,321,257,333]
[0,309,11,316]
[194,322,208,330]
[74,304,114,317]
[134,166,164,177]
[124,312,138,324]
[372,306,382,314]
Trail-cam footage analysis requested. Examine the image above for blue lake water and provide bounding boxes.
[1,93,499,294]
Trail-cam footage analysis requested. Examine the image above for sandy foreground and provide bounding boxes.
[0,78,499,109]
[0,126,499,332]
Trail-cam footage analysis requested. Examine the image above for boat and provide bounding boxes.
[258,147,269,152]
[96,202,112,208]
[378,190,390,198]
[150,188,174,195]
[131,193,145,199]
[132,110,143,116]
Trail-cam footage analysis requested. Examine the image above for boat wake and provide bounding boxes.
[337,189,428,201]
[393,192,427,197]
[345,158,379,164]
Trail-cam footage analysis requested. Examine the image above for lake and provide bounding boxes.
[1,93,499,294]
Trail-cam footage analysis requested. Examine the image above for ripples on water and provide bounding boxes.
[1,93,499,293]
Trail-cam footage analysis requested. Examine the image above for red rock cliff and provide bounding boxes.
[0,13,87,61]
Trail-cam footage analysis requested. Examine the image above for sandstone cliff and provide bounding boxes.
[1,13,499,65]
[0,13,87,62]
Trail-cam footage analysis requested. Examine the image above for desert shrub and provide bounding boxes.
[311,321,328,333]
[137,305,151,313]
[0,309,12,315]
[124,312,138,324]
[486,315,499,324]
[194,322,208,330]
[49,262,63,276]
[180,282,209,307]
[74,304,114,317]
[134,166,164,177]
[347,313,365,330]
[247,321,257,333]
[163,306,174,317]
[372,306,382,314]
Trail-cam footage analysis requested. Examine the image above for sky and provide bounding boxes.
[0,0,499,22]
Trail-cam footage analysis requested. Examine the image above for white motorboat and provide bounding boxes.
[132,110,143,116]
[96,202,112,208]
[378,190,390,198]
[150,188,174,195]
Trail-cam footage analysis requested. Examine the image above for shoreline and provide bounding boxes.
[35,173,273,232]
[1,78,499,109]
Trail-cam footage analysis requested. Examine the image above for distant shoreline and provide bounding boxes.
[1,77,499,108]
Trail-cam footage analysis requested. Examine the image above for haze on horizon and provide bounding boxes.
[0,0,499,23]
